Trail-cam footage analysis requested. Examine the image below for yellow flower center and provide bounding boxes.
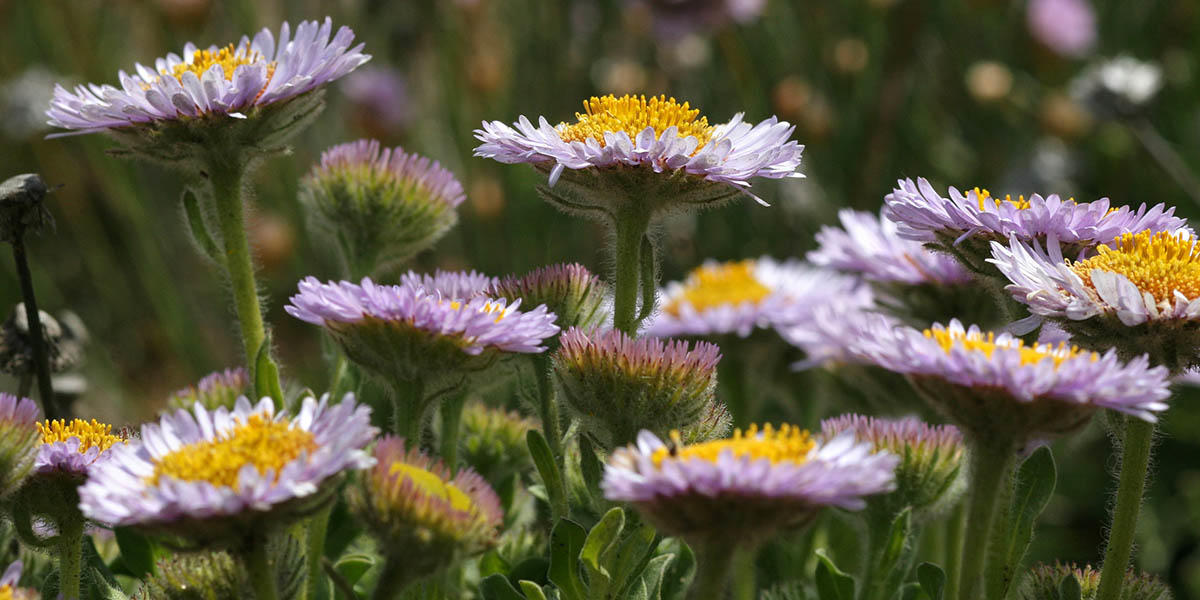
[37,419,126,454]
[1070,230,1200,305]
[663,260,772,316]
[652,424,814,467]
[148,414,318,490]
[167,42,267,82]
[0,584,12,600]
[973,187,1031,211]
[925,327,1095,368]
[557,94,715,150]
[389,462,475,513]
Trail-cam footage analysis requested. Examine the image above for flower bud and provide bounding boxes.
[457,402,535,486]
[0,394,39,499]
[167,367,251,412]
[1019,563,1171,600]
[492,263,611,334]
[135,535,305,600]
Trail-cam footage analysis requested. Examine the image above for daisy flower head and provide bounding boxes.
[553,327,730,449]
[286,275,558,385]
[474,94,803,216]
[350,436,502,579]
[78,395,375,543]
[819,415,965,520]
[991,231,1200,372]
[853,318,1170,449]
[46,18,370,164]
[0,561,38,600]
[0,394,39,499]
[645,257,865,338]
[883,177,1186,278]
[33,418,127,476]
[168,367,250,412]
[302,139,466,277]
[603,424,898,546]
[398,269,497,302]
[491,263,612,333]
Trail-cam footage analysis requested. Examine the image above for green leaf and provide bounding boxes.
[334,554,375,588]
[988,446,1056,599]
[88,567,130,600]
[1057,574,1082,600]
[580,507,625,598]
[520,581,550,600]
[814,550,855,600]
[659,540,695,600]
[548,519,588,600]
[879,507,912,577]
[114,527,157,579]
[916,563,945,600]
[578,435,605,501]
[511,557,550,587]
[637,554,675,600]
[253,331,285,403]
[481,574,527,600]
[479,551,509,579]
[610,524,659,597]
[528,430,568,520]
[181,188,221,262]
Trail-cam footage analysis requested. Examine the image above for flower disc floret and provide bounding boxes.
[46,18,370,131]
[557,95,714,149]
[78,395,376,536]
[646,257,864,338]
[603,426,898,543]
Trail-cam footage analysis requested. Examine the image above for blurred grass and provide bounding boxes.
[4,0,1200,594]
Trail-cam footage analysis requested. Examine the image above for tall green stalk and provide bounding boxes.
[688,540,738,600]
[244,532,280,600]
[1096,417,1155,600]
[958,442,1015,600]
[305,504,333,600]
[533,354,563,460]
[612,207,651,334]
[56,518,84,600]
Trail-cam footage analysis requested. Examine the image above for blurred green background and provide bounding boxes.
[3,0,1200,595]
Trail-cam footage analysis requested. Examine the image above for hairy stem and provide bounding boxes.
[56,517,84,600]
[958,441,1015,600]
[688,539,738,600]
[244,531,279,600]
[305,504,333,600]
[533,353,563,460]
[1096,417,1156,600]
[612,207,651,334]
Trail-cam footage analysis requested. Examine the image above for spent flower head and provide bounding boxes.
[992,231,1200,372]
[603,424,898,545]
[350,436,502,575]
[0,304,86,377]
[883,177,1185,277]
[302,139,465,277]
[646,257,863,338]
[78,395,375,544]
[553,327,728,449]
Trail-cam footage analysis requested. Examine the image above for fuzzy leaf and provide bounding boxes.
[988,447,1056,599]
[659,541,695,600]
[548,519,588,600]
[528,430,568,520]
[1058,574,1082,600]
[916,563,945,600]
[481,574,527,600]
[814,550,855,600]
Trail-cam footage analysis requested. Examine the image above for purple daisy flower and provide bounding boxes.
[78,395,375,535]
[312,139,465,210]
[0,393,38,426]
[852,318,1170,426]
[603,424,898,543]
[34,418,127,476]
[0,560,37,599]
[0,393,39,497]
[46,18,370,133]
[474,94,803,205]
[645,257,866,338]
[286,276,558,357]
[1027,0,1097,58]
[810,209,972,286]
[398,269,496,302]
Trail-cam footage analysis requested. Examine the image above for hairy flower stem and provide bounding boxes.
[612,207,652,334]
[958,441,1015,600]
[372,556,418,600]
[439,391,467,473]
[688,540,737,600]
[731,547,756,600]
[393,377,426,446]
[1096,416,1155,600]
[533,354,563,460]
[244,531,279,600]
[944,501,966,600]
[305,504,333,600]
[11,238,58,419]
[56,517,84,600]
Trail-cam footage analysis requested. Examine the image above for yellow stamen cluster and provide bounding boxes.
[557,94,715,150]
[652,424,814,467]
[389,462,475,513]
[149,414,317,490]
[168,43,265,82]
[663,260,771,316]
[973,187,1031,211]
[925,327,1095,368]
[1070,230,1200,305]
[37,419,126,454]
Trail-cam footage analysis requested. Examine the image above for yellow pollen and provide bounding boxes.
[1070,230,1200,305]
[167,42,264,82]
[664,260,771,316]
[651,424,814,467]
[924,327,1095,368]
[557,94,715,150]
[973,187,1031,211]
[37,419,126,454]
[148,414,317,490]
[389,462,475,513]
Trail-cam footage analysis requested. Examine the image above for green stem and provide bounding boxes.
[371,555,418,600]
[533,354,563,460]
[305,504,333,600]
[244,532,279,600]
[612,208,651,334]
[439,391,467,473]
[1096,417,1156,600]
[958,442,1015,600]
[861,508,912,600]
[730,547,756,600]
[688,539,738,600]
[11,239,58,419]
[944,501,966,600]
[208,159,270,389]
[392,377,426,445]
[56,518,84,600]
